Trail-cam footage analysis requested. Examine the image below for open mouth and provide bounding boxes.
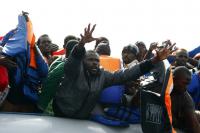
[90,68,98,74]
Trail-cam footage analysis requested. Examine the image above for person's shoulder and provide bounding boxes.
[184,91,193,101]
[183,91,195,108]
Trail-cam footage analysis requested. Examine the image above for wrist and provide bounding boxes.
[151,56,160,64]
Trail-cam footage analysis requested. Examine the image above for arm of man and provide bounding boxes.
[64,44,86,77]
[184,109,200,133]
[65,24,97,77]
[183,92,200,133]
[103,59,155,87]
[103,41,176,88]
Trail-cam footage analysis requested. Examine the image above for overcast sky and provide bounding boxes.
[1,0,200,57]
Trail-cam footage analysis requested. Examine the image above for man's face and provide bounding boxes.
[83,52,100,76]
[173,73,191,93]
[175,51,188,66]
[122,49,137,65]
[38,36,52,54]
[176,55,188,66]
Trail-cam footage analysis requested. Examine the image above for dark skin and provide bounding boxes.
[175,53,188,67]
[38,36,52,57]
[37,36,58,65]
[136,44,147,62]
[143,42,158,60]
[78,23,176,75]
[122,49,137,65]
[83,52,100,76]
[122,48,140,97]
[78,24,99,76]
[173,71,200,133]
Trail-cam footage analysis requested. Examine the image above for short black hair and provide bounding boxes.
[173,66,191,78]
[94,37,109,49]
[84,50,99,58]
[63,35,78,48]
[36,34,49,46]
[122,44,139,56]
[65,40,79,57]
[135,41,146,48]
[95,42,111,56]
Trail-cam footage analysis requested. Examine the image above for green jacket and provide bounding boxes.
[38,56,65,114]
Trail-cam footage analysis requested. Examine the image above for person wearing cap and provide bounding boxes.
[37,39,79,114]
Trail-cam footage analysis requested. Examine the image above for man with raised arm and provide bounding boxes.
[53,24,175,119]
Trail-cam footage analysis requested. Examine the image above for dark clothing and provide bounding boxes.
[171,90,195,132]
[53,45,156,119]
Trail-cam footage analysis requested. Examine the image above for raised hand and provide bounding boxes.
[79,24,97,46]
[152,41,176,63]
[149,42,158,51]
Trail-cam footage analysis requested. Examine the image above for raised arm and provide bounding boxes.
[104,41,176,87]
[64,24,97,75]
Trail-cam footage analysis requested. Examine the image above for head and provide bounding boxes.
[64,40,79,58]
[122,44,139,65]
[95,42,111,56]
[175,49,188,67]
[63,35,79,48]
[173,66,191,93]
[37,34,52,56]
[94,37,109,50]
[135,41,147,61]
[51,43,59,53]
[83,50,100,76]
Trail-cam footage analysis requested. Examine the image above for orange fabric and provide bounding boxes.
[99,55,121,72]
[27,19,36,68]
[165,69,176,133]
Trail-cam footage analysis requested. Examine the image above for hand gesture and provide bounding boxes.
[154,41,176,62]
[149,42,158,51]
[162,40,176,51]
[79,24,97,46]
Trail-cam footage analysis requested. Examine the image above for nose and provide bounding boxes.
[93,60,98,66]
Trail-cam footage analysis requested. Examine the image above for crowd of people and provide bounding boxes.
[1,12,200,133]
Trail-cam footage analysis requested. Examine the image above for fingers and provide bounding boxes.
[90,24,96,34]
[80,34,83,38]
[168,43,176,50]
[84,23,96,35]
[87,24,91,33]
[84,28,87,34]
[169,49,177,54]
